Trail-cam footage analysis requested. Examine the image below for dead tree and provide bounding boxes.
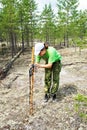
[0,49,22,80]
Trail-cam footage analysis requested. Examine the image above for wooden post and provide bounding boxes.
[29,47,34,115]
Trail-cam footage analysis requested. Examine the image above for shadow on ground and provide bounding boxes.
[57,83,77,101]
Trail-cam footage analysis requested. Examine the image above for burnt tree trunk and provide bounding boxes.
[0,50,23,80]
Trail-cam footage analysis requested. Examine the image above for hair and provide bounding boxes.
[44,42,49,49]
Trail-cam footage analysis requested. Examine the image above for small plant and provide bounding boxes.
[74,94,87,122]
[75,94,87,102]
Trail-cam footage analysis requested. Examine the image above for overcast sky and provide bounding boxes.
[35,0,87,13]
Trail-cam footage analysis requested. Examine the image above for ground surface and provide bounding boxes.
[0,47,87,130]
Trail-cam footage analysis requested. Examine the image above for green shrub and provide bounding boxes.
[74,94,87,122]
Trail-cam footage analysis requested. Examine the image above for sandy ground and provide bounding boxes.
[0,47,87,130]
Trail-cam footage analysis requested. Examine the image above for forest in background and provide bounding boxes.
[0,0,87,58]
[0,1,87,129]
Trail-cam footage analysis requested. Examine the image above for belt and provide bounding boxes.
[52,60,61,68]
[53,60,61,64]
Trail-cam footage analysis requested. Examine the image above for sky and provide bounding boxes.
[35,0,87,13]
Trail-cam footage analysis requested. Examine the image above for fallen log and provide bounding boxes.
[0,49,23,80]
[63,61,87,67]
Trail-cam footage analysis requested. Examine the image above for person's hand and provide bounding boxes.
[35,63,42,68]
[35,63,52,69]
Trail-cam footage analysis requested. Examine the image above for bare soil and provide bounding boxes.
[0,47,87,130]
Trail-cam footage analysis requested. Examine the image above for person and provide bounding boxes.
[34,42,62,102]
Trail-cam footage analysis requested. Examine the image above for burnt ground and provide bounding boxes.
[0,47,87,130]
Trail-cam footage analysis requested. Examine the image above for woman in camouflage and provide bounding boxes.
[35,42,62,102]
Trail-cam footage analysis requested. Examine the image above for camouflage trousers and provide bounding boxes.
[44,61,62,95]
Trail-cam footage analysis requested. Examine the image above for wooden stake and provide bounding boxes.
[29,47,34,115]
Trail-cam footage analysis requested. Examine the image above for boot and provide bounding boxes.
[52,94,56,100]
[44,94,49,102]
